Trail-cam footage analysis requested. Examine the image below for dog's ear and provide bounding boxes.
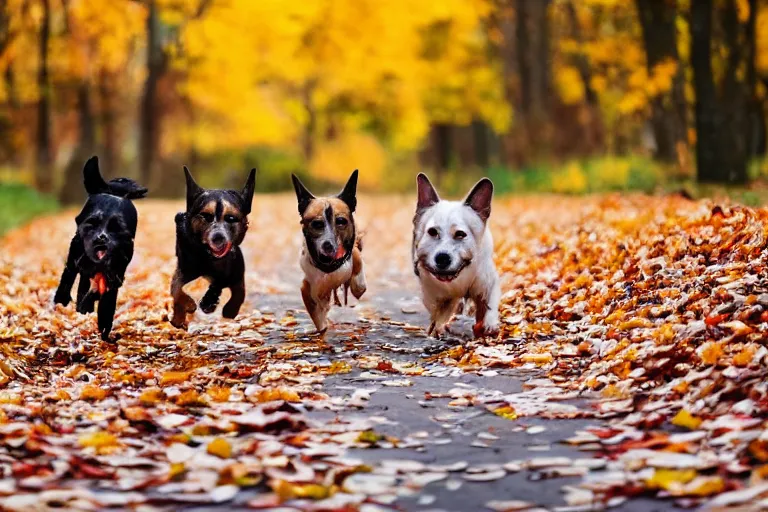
[464,178,493,223]
[183,166,204,210]
[83,156,108,195]
[416,173,440,210]
[337,169,358,213]
[240,168,257,215]
[291,174,315,216]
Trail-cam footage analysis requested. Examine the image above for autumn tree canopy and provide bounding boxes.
[0,0,767,200]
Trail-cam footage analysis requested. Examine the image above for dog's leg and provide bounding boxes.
[200,282,223,314]
[471,274,501,338]
[349,246,367,300]
[170,268,196,330]
[97,288,118,341]
[76,276,97,314]
[301,279,330,333]
[430,298,461,337]
[54,237,82,306]
[222,279,245,319]
[332,288,342,307]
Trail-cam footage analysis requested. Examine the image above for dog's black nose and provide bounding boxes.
[435,252,452,270]
[96,233,108,243]
[321,241,335,255]
[211,232,226,245]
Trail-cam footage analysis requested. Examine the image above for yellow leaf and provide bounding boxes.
[207,386,231,402]
[175,389,207,407]
[273,480,332,500]
[252,387,301,403]
[357,430,383,444]
[521,353,553,365]
[207,438,232,459]
[492,405,518,420]
[733,346,756,367]
[160,371,191,386]
[646,468,697,490]
[169,462,187,480]
[140,388,165,405]
[80,385,108,401]
[671,409,702,430]
[79,431,120,454]
[699,341,724,365]
[326,361,352,374]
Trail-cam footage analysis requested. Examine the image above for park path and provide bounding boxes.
[1,194,762,511]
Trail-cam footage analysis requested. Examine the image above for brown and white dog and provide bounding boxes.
[412,173,500,338]
[291,170,366,332]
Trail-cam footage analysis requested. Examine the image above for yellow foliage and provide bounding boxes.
[646,468,697,490]
[310,134,385,189]
[552,163,588,194]
[556,66,586,105]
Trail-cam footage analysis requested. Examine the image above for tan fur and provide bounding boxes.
[298,198,366,331]
[221,200,241,220]
[170,268,197,329]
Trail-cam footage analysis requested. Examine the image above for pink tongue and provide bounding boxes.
[96,250,106,260]
[334,245,346,260]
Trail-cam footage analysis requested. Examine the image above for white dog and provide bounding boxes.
[412,173,500,338]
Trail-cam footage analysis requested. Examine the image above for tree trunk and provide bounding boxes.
[139,0,165,188]
[60,82,96,204]
[746,0,766,158]
[636,0,688,164]
[719,0,748,183]
[35,0,53,193]
[301,81,317,162]
[515,0,552,163]
[433,123,452,184]
[690,0,727,183]
[99,68,118,172]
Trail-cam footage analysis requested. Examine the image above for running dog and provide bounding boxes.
[292,170,366,332]
[412,173,500,338]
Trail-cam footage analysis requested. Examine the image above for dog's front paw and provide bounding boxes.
[472,320,500,339]
[170,314,189,331]
[199,297,218,314]
[54,292,71,306]
[221,303,240,319]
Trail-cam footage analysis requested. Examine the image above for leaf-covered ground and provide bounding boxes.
[1,194,768,511]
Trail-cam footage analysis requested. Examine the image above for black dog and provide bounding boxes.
[53,156,147,341]
[170,166,256,330]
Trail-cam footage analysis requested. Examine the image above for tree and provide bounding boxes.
[35,0,53,193]
[636,0,687,164]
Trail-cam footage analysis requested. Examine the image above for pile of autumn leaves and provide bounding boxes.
[437,196,767,405]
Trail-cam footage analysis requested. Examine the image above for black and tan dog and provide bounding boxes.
[170,166,256,330]
[54,156,147,341]
[291,170,366,332]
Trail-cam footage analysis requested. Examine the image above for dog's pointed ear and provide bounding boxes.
[416,173,440,210]
[83,156,108,195]
[183,166,204,209]
[464,177,494,222]
[291,174,315,216]
[337,169,358,212]
[240,168,257,214]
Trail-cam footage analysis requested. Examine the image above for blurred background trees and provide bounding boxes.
[0,0,767,204]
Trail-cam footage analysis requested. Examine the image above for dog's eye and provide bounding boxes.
[427,227,439,238]
[335,217,348,227]
[224,214,239,223]
[108,218,122,232]
[199,212,214,223]
[310,220,325,230]
[454,230,467,240]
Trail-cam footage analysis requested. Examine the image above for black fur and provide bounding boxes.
[170,167,256,329]
[53,156,146,341]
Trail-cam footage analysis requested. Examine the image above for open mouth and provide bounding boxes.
[209,242,232,258]
[424,260,470,282]
[93,245,108,261]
